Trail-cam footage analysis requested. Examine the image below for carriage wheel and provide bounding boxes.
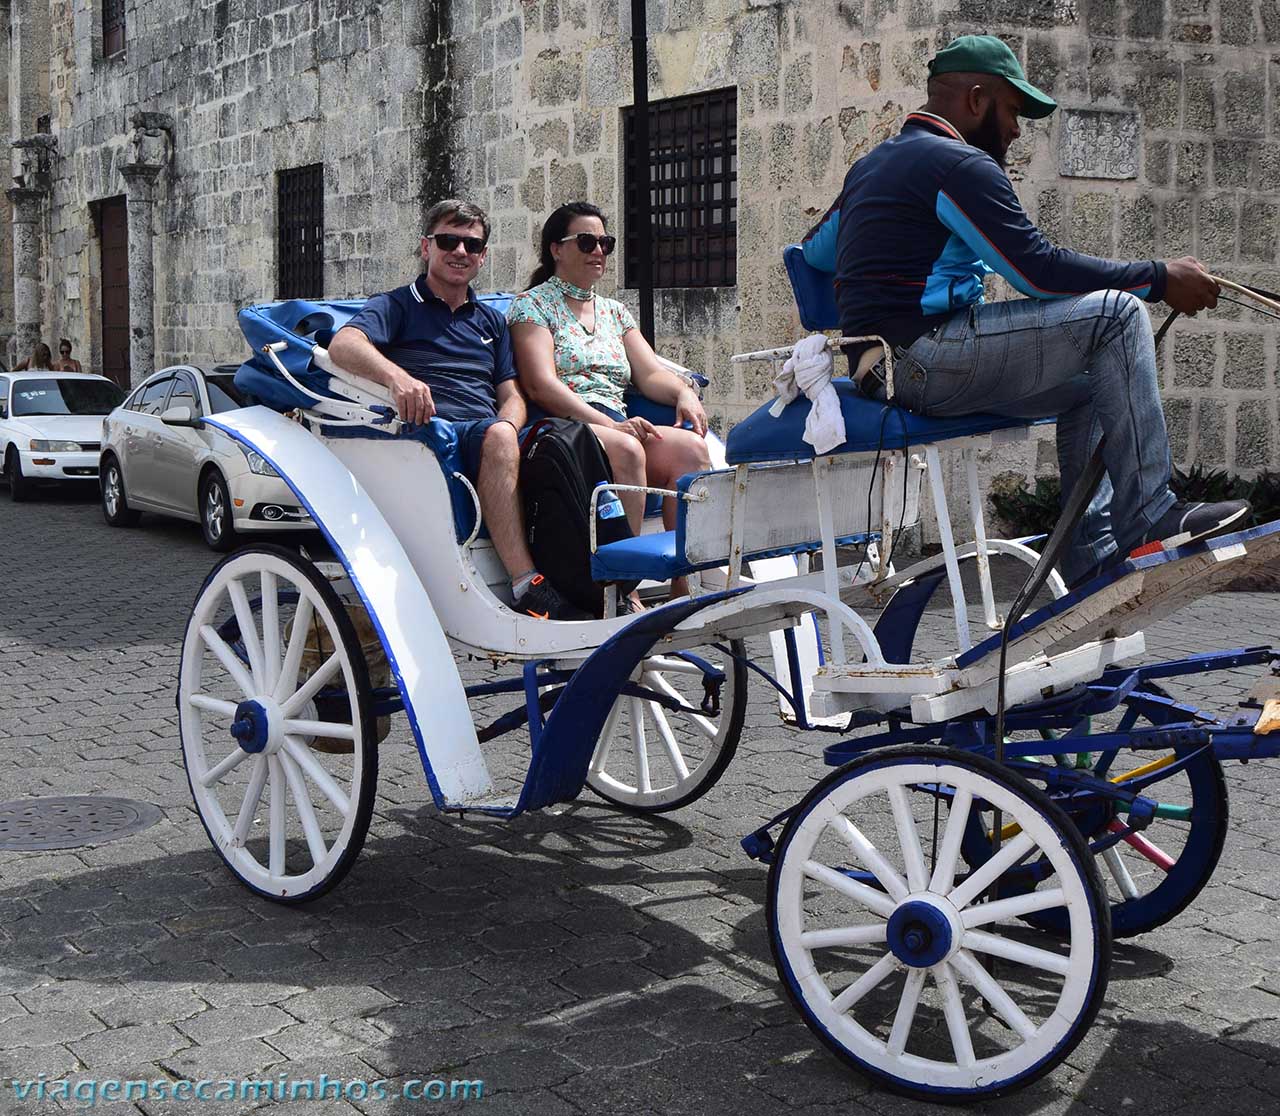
[179,544,377,903]
[1013,744,1228,939]
[767,745,1110,1101]
[585,639,746,813]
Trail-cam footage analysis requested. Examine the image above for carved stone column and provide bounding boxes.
[120,113,173,383]
[6,184,48,366]
[119,164,161,383]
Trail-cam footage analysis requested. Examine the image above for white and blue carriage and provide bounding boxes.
[178,260,1280,1101]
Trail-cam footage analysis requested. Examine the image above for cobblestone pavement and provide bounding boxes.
[3,487,1280,1115]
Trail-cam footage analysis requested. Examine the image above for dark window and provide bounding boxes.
[0,378,9,418]
[11,377,125,417]
[134,377,174,416]
[277,164,325,298]
[168,374,200,416]
[206,375,245,413]
[623,87,737,289]
[103,0,126,58]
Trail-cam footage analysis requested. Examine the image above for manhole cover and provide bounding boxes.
[0,796,163,851]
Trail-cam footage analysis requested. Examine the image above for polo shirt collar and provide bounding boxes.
[411,273,477,308]
[903,111,965,142]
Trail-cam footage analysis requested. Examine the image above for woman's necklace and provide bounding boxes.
[550,274,596,335]
[550,274,595,302]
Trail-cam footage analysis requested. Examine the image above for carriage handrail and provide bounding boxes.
[587,481,708,553]
[261,341,399,430]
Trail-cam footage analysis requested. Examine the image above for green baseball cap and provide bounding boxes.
[928,34,1057,119]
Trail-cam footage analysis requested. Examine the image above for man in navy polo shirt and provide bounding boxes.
[329,199,590,621]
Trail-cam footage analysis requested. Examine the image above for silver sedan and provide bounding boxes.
[100,365,313,551]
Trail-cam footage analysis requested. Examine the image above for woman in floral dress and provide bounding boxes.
[508,202,712,581]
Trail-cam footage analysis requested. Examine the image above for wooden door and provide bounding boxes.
[98,196,130,387]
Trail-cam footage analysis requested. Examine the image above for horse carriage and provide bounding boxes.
[177,251,1280,1100]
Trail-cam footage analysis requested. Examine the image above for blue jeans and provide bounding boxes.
[885,291,1176,584]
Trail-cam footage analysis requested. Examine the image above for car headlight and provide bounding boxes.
[240,447,280,477]
[30,439,81,452]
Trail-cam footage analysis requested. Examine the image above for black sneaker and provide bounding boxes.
[515,575,593,621]
[1134,499,1251,555]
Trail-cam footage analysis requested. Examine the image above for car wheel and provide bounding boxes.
[100,456,141,526]
[6,447,30,503]
[200,471,238,552]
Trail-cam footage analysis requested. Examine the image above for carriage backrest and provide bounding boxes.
[784,245,840,332]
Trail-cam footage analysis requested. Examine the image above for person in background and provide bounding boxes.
[509,201,711,596]
[327,198,590,622]
[55,340,82,373]
[14,342,53,371]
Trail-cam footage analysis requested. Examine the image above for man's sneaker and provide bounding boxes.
[1131,499,1251,557]
[515,574,593,621]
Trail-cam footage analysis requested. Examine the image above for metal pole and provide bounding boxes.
[630,0,655,343]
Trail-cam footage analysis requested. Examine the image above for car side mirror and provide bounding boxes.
[161,405,200,428]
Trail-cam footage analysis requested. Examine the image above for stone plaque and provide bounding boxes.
[1059,109,1140,180]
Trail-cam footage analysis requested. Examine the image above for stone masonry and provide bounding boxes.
[447,0,1280,487]
[4,0,1280,482]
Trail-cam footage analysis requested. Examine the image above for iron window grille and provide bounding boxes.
[277,164,325,299]
[623,87,738,289]
[103,0,126,58]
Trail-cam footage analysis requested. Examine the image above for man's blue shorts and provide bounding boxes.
[452,417,505,483]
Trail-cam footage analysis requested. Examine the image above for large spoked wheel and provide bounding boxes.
[179,544,377,903]
[585,639,746,813]
[1014,743,1228,939]
[768,745,1110,1102]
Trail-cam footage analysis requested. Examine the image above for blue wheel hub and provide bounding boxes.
[886,900,953,968]
[229,699,271,754]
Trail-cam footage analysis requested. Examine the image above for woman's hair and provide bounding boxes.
[528,201,607,289]
[29,343,53,369]
[59,338,72,354]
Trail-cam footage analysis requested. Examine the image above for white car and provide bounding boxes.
[100,364,312,551]
[0,371,126,501]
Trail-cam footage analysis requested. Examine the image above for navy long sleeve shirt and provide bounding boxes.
[802,113,1167,350]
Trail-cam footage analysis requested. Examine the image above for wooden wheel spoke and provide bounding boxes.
[281,652,343,718]
[961,927,1071,975]
[200,745,250,788]
[642,677,691,781]
[267,756,286,877]
[929,787,972,895]
[947,830,1037,910]
[644,671,718,739]
[949,949,1037,1041]
[802,859,897,919]
[283,718,355,741]
[934,961,976,1068]
[228,578,267,690]
[799,923,887,950]
[960,886,1066,929]
[231,755,269,847]
[886,967,926,1057]
[189,693,238,719]
[260,571,282,695]
[199,623,257,700]
[1102,846,1142,899]
[829,951,897,1014]
[590,701,623,776]
[274,595,314,702]
[888,784,928,893]
[832,815,908,901]
[279,749,329,868]
[630,697,652,793]
[283,736,352,817]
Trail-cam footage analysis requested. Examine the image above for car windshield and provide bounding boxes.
[11,378,125,417]
[205,375,246,414]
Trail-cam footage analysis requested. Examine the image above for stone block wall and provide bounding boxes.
[448,0,1280,480]
[37,0,436,377]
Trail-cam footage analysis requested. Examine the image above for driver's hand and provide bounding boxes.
[1163,256,1219,316]
[390,372,434,425]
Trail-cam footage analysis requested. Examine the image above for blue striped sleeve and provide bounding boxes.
[935,155,1166,303]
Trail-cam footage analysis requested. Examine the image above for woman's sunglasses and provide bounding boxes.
[558,233,617,256]
[426,233,488,255]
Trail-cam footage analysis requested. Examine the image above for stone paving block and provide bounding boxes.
[70,1022,191,1068]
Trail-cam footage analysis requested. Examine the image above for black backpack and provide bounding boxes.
[520,418,636,616]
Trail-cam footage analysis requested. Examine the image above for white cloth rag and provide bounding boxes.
[768,333,846,454]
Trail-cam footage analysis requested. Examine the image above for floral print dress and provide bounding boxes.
[507,277,638,414]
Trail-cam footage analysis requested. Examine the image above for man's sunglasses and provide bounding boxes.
[426,233,488,255]
[558,233,617,256]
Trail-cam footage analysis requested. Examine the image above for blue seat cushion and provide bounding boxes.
[591,531,685,583]
[725,379,1035,464]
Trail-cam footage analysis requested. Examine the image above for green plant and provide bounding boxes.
[1169,463,1250,506]
[990,474,1062,542]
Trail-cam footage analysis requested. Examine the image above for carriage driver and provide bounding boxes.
[329,199,592,621]
[804,35,1251,589]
